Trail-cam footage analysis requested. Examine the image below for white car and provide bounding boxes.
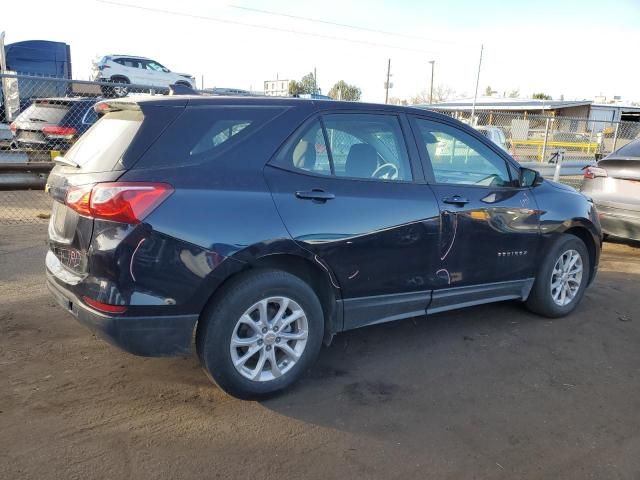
[91,55,196,96]
[475,126,509,153]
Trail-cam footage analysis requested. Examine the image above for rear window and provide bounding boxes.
[16,101,70,125]
[64,110,142,172]
[613,140,640,158]
[134,106,287,169]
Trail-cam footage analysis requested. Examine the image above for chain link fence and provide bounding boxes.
[0,72,199,225]
[2,73,639,225]
[432,110,639,163]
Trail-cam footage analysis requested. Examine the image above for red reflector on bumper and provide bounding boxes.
[82,296,128,314]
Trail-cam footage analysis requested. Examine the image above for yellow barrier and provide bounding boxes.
[511,140,599,161]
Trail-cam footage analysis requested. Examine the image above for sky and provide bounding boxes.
[3,0,640,103]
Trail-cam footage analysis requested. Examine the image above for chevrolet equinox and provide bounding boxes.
[46,96,602,398]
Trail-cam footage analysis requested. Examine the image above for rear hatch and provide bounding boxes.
[12,99,74,147]
[46,100,184,279]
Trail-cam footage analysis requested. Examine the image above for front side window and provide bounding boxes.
[146,61,168,72]
[413,118,512,187]
[273,113,412,182]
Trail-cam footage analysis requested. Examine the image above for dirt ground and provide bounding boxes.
[1,225,639,480]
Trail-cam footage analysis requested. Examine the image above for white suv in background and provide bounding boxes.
[91,55,196,96]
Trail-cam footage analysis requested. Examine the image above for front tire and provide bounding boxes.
[197,269,324,399]
[525,235,590,318]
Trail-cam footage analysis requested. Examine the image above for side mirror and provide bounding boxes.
[520,167,543,187]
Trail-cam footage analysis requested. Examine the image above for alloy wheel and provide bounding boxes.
[550,249,583,306]
[230,296,309,382]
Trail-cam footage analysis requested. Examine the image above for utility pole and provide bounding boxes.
[470,44,484,125]
[385,58,391,104]
[314,67,317,95]
[428,60,435,104]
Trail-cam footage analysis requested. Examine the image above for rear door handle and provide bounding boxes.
[442,195,470,206]
[295,190,335,202]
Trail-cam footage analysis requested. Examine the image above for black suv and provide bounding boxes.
[46,96,602,398]
[11,97,99,153]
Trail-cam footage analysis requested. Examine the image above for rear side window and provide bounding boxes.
[273,113,413,182]
[64,110,142,172]
[134,106,287,169]
[16,102,70,125]
[323,114,412,181]
[276,119,331,176]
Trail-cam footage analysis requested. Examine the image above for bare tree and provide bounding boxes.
[409,84,456,104]
[387,97,408,106]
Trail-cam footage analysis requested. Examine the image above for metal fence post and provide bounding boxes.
[612,123,620,153]
[553,150,565,182]
[541,117,550,163]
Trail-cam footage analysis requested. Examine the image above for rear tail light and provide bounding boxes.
[66,182,173,224]
[9,122,16,133]
[82,296,128,314]
[42,126,77,140]
[583,166,607,179]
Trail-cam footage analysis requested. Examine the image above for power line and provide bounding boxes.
[229,4,459,46]
[96,0,443,55]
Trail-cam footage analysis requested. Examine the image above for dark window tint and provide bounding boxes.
[323,113,412,181]
[614,139,640,158]
[414,118,512,187]
[64,110,142,172]
[81,105,98,124]
[135,106,287,169]
[273,119,331,176]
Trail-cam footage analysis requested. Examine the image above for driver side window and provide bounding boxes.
[413,118,512,187]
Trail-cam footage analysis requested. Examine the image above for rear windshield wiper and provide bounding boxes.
[54,156,80,169]
[28,118,48,122]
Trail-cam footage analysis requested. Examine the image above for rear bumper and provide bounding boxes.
[596,204,640,241]
[46,272,198,357]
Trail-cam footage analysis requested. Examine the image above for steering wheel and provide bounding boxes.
[372,163,399,180]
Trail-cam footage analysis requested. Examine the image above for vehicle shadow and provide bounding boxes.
[258,267,640,459]
[604,236,640,249]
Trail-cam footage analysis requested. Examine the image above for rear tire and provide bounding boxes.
[197,269,324,399]
[525,234,590,318]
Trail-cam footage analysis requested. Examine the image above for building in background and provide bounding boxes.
[427,96,592,118]
[264,79,289,97]
[589,102,640,133]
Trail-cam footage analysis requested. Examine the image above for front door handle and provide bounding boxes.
[295,189,336,202]
[442,195,470,206]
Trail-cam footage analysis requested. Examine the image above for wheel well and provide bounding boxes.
[565,226,597,283]
[110,76,130,84]
[251,255,338,341]
[196,254,339,347]
[175,80,191,86]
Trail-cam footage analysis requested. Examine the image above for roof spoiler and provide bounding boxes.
[169,83,199,96]
[94,100,141,114]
